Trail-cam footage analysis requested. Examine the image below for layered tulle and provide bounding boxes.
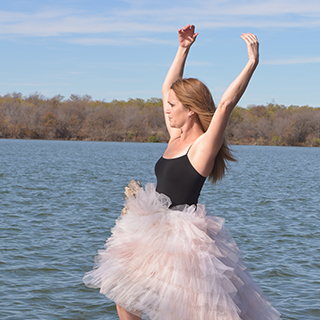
[83,183,281,320]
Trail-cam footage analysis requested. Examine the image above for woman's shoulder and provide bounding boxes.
[187,135,216,178]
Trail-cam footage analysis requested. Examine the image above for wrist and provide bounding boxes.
[248,58,259,69]
[178,46,190,56]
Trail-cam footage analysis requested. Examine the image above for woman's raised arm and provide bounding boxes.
[205,33,259,149]
[162,25,198,137]
[218,33,259,112]
[191,33,259,176]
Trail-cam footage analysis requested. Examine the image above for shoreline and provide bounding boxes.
[1,137,319,147]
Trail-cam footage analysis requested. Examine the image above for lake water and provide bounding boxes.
[0,139,319,320]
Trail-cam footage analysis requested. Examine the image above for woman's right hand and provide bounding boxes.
[178,25,198,48]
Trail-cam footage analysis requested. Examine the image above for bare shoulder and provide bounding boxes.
[187,134,217,177]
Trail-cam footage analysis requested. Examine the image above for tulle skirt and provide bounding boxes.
[83,183,281,320]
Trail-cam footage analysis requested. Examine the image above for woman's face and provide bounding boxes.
[166,89,190,128]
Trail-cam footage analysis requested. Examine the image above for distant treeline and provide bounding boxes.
[1,92,320,147]
[227,103,320,147]
[0,93,168,143]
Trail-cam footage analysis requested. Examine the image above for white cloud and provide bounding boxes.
[0,10,173,37]
[0,1,320,41]
[263,56,320,65]
[67,37,174,46]
[187,61,212,67]
[0,81,56,87]
[206,0,320,16]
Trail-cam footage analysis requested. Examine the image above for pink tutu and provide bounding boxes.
[83,183,281,320]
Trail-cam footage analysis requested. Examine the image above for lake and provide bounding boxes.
[0,139,319,320]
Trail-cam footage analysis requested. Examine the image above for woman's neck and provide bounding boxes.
[179,120,204,143]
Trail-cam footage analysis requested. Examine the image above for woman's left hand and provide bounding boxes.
[241,33,259,65]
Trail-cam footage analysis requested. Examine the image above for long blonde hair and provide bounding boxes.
[171,78,236,183]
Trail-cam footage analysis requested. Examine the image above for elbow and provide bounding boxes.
[162,84,171,97]
[219,100,235,113]
[161,86,167,96]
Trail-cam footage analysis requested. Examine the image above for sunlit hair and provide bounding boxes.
[170,78,236,183]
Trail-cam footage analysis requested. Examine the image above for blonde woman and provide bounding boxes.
[84,25,281,320]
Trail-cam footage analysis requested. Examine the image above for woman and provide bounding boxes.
[83,25,281,320]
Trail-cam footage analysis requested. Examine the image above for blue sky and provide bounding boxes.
[1,0,320,107]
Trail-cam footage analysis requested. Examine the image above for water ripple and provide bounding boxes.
[1,141,319,319]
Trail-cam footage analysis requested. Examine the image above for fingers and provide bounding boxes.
[241,33,259,64]
[183,24,194,32]
[241,33,258,44]
[179,24,196,35]
[178,24,198,43]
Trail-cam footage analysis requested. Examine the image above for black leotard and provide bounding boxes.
[155,153,206,207]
